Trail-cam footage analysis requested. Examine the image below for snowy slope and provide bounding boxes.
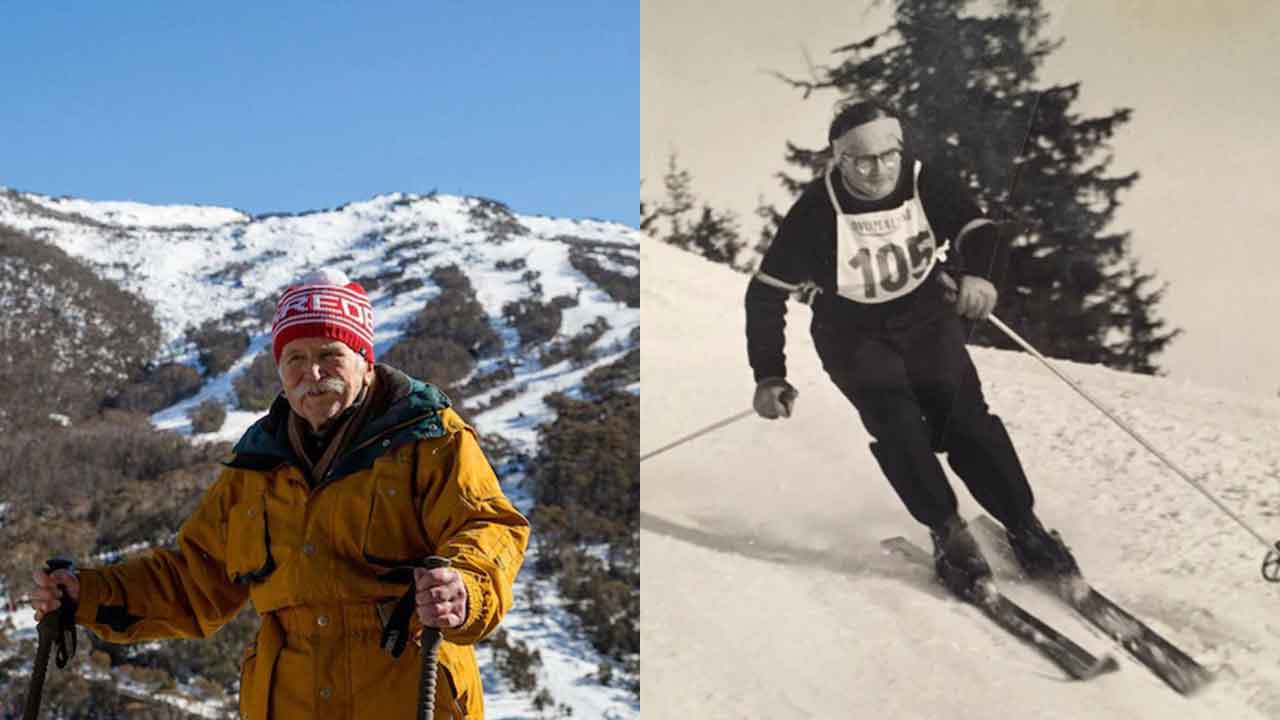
[0,187,639,719]
[640,236,1280,719]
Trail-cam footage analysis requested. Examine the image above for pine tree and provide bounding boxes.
[643,155,748,270]
[1107,260,1182,374]
[773,0,1179,372]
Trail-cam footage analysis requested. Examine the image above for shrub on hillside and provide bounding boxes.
[382,336,475,388]
[188,399,226,434]
[386,276,426,295]
[459,363,515,396]
[222,295,279,330]
[189,320,249,377]
[529,386,638,664]
[428,264,471,293]
[110,363,204,413]
[0,656,144,720]
[0,411,228,601]
[477,431,518,469]
[560,554,638,657]
[569,248,639,307]
[583,348,639,398]
[549,293,579,310]
[121,605,258,691]
[484,628,543,693]
[403,265,501,358]
[502,299,562,348]
[534,390,638,529]
[467,196,529,239]
[233,351,281,411]
[540,317,610,368]
[0,225,162,430]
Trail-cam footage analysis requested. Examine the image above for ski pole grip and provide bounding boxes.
[43,557,76,611]
[43,557,78,668]
[418,555,451,720]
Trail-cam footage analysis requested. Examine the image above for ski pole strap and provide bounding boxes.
[46,558,77,668]
[377,555,452,658]
[379,586,417,659]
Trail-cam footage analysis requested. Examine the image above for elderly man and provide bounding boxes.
[745,100,1077,600]
[31,269,529,719]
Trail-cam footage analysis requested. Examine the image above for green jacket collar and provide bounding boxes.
[225,364,452,474]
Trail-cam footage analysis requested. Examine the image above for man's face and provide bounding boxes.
[278,337,374,432]
[832,116,904,200]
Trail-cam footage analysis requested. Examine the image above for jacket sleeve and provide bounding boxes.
[918,163,1007,282]
[418,420,530,645]
[745,192,817,383]
[74,471,250,642]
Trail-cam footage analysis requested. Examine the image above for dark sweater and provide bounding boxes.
[745,158,1006,381]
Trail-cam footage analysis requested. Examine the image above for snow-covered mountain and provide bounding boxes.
[0,186,639,719]
[641,236,1280,719]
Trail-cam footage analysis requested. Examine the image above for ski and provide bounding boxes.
[881,536,1119,681]
[972,514,1214,695]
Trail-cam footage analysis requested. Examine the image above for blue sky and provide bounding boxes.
[1,2,637,225]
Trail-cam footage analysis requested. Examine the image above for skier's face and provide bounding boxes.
[832,117,904,200]
[278,336,375,432]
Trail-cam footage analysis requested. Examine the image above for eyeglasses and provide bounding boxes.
[838,149,902,176]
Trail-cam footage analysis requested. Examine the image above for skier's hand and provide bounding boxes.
[753,377,798,419]
[414,566,468,629]
[941,273,997,320]
[30,567,79,621]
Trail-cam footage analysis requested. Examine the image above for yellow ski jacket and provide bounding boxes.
[73,367,529,719]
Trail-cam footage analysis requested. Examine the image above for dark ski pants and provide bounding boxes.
[814,314,1034,530]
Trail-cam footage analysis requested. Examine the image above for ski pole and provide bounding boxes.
[23,558,77,720]
[640,408,757,463]
[417,556,451,720]
[987,313,1280,581]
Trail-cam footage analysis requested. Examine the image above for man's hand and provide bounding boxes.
[940,273,998,320]
[30,567,79,621]
[414,566,468,629]
[753,377,798,419]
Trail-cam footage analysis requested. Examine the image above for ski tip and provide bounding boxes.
[880,536,917,555]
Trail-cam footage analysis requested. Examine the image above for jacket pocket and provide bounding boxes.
[361,455,430,568]
[226,495,276,584]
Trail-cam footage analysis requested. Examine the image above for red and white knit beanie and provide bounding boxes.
[271,269,375,363]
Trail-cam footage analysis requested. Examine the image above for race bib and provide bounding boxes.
[826,161,941,304]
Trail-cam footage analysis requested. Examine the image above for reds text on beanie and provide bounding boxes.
[271,269,375,363]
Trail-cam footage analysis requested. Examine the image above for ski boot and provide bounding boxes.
[1006,515,1081,581]
[930,515,993,601]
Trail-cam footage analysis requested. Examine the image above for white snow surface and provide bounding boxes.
[31,195,249,228]
[641,236,1280,719]
[0,187,639,719]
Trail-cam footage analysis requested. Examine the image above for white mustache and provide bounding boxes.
[290,376,348,401]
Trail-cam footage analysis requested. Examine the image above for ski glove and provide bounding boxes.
[939,272,998,320]
[753,377,798,420]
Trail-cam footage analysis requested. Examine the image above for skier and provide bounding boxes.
[29,268,530,719]
[745,100,1077,599]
